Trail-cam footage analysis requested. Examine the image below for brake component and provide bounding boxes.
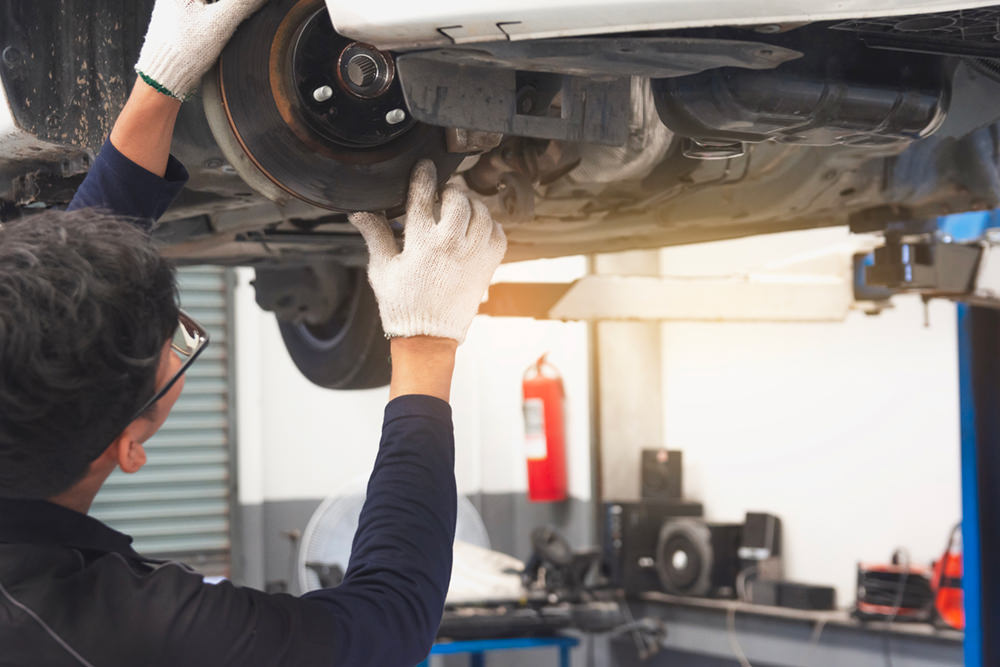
[206,0,462,213]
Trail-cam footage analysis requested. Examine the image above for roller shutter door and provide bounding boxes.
[91,267,234,576]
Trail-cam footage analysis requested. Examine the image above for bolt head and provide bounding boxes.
[2,46,22,67]
[385,108,406,125]
[312,85,334,103]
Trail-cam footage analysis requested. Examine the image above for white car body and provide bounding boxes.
[329,0,1000,48]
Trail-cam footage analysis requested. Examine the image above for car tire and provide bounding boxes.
[276,268,390,390]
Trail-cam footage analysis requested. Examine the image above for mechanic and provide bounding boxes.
[0,1,506,665]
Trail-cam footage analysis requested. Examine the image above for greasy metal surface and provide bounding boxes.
[398,55,631,145]
[215,0,462,212]
[0,0,151,153]
[4,11,1000,270]
[161,118,1000,266]
[464,138,581,196]
[652,68,948,146]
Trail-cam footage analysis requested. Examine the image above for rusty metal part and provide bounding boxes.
[211,0,461,213]
[464,138,581,195]
[498,172,536,222]
[446,128,503,154]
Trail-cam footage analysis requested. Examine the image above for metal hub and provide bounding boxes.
[292,10,414,148]
[338,44,394,98]
[212,0,462,213]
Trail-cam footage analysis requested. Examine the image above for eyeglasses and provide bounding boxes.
[128,310,210,422]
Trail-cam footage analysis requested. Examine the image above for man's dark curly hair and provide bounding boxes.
[0,210,178,499]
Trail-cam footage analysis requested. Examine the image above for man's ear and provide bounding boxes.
[111,427,148,474]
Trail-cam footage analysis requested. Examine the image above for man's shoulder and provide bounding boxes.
[0,542,82,578]
[0,542,230,665]
[0,541,208,608]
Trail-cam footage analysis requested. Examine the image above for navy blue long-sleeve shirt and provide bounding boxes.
[66,139,188,221]
[0,141,457,666]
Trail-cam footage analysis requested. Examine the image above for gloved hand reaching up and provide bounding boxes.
[350,161,508,344]
[135,0,267,100]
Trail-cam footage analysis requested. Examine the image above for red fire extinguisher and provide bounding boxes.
[522,354,568,502]
[931,523,964,630]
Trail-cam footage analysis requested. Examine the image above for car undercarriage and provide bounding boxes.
[4,0,1000,387]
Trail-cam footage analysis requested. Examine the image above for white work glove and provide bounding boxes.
[349,161,508,344]
[135,0,267,100]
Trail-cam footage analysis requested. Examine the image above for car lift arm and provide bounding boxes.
[480,274,856,322]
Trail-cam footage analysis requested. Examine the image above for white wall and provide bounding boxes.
[658,228,962,606]
[454,257,592,500]
[234,267,387,506]
[231,225,964,608]
[233,256,592,508]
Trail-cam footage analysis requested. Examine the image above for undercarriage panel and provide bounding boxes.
[4,3,1000,269]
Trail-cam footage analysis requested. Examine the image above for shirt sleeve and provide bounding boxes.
[135,394,457,667]
[301,394,458,665]
[66,139,188,227]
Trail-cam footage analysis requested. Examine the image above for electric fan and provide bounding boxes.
[298,476,524,602]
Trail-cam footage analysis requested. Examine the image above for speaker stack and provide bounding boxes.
[603,499,704,595]
[641,449,683,500]
[605,449,786,601]
[655,518,743,597]
[606,448,705,594]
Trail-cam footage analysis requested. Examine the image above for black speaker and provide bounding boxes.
[739,512,782,559]
[641,449,683,500]
[738,512,783,578]
[603,499,704,595]
[655,519,743,598]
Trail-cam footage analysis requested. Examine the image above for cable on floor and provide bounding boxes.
[726,606,753,667]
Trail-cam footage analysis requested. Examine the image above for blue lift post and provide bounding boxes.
[957,304,1000,667]
[939,211,1000,667]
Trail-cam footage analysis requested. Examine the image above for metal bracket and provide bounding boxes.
[397,55,630,146]
[479,274,856,322]
[396,37,799,147]
[491,234,1000,323]
[861,233,1000,309]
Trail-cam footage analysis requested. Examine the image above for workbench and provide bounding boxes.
[420,636,580,667]
[610,594,961,667]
